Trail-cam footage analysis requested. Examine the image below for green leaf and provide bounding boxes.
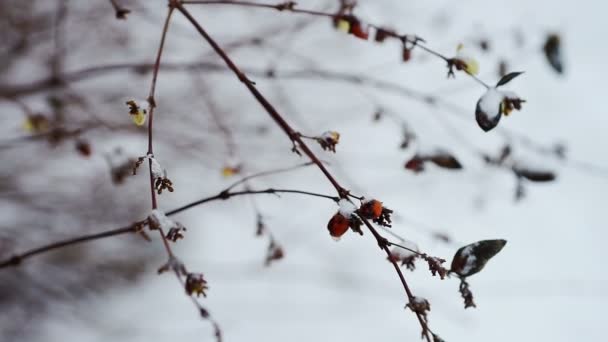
[496,71,524,87]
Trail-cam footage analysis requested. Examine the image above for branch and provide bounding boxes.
[0,187,338,269]
[174,4,432,340]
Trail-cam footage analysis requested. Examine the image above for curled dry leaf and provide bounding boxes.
[405,152,463,172]
[543,33,563,74]
[450,239,507,277]
[429,153,463,169]
[514,168,556,182]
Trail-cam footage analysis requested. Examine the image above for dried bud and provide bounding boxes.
[126,99,148,126]
[450,239,507,277]
[350,22,369,40]
[374,27,393,42]
[316,131,340,152]
[265,241,285,266]
[185,273,209,297]
[459,278,476,308]
[388,241,419,271]
[166,226,187,242]
[221,165,241,177]
[75,140,92,157]
[406,296,431,321]
[449,43,480,76]
[22,114,50,133]
[402,47,412,62]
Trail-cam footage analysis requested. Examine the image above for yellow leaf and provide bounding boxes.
[336,19,350,33]
[465,59,480,75]
[131,110,147,126]
[222,166,237,178]
[22,118,34,133]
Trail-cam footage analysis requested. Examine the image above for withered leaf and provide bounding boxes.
[429,154,463,169]
[543,34,563,74]
[450,239,507,277]
[496,71,524,87]
[515,168,556,182]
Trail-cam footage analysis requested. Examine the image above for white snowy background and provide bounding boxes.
[1,0,607,341]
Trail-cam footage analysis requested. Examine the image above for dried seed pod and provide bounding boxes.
[402,47,412,62]
[359,199,383,219]
[450,239,507,277]
[405,155,425,173]
[75,140,92,157]
[327,212,350,239]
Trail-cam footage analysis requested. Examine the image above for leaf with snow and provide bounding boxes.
[450,239,507,277]
[149,209,182,231]
[475,88,504,132]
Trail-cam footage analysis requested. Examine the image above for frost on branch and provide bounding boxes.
[148,209,186,242]
[387,240,419,270]
[133,154,174,194]
[406,296,431,323]
[475,72,526,132]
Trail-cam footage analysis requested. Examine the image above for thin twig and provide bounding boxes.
[0,187,337,269]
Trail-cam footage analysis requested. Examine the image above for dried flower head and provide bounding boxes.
[166,226,187,242]
[334,15,369,40]
[185,273,209,297]
[315,131,340,152]
[388,240,419,271]
[264,240,285,266]
[126,99,148,126]
[22,114,50,133]
[406,296,431,322]
[448,43,479,77]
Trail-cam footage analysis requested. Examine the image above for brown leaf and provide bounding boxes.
[515,168,556,182]
[543,34,563,74]
[429,154,463,169]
